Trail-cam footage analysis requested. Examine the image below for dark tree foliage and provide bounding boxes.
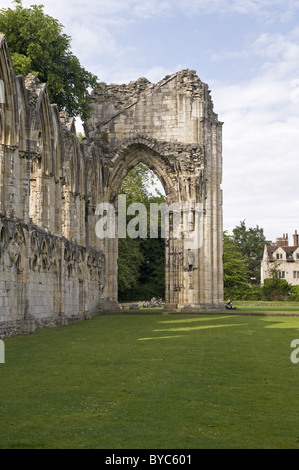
[117,164,165,302]
[0,0,98,119]
[262,265,292,301]
[223,231,249,299]
[232,220,267,283]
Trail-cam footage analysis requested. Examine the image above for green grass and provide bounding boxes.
[1,307,299,449]
[136,301,299,315]
[229,300,299,315]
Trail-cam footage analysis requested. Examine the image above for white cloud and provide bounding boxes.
[3,0,299,23]
[36,0,299,23]
[1,0,299,240]
[177,0,299,21]
[100,64,184,85]
[212,30,299,239]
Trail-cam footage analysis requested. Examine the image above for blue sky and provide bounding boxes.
[2,0,299,242]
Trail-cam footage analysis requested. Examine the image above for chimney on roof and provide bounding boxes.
[276,233,289,246]
[293,230,299,246]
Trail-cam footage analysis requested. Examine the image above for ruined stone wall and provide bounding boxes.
[85,70,224,310]
[0,32,224,333]
[0,34,107,336]
[86,72,215,147]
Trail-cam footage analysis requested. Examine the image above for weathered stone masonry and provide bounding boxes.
[84,70,224,311]
[0,32,224,336]
[0,34,106,336]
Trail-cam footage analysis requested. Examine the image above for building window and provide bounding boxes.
[296,254,299,260]
[276,253,283,259]
[294,271,299,279]
[279,271,285,279]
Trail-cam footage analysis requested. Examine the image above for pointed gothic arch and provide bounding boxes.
[86,70,224,310]
[105,139,177,204]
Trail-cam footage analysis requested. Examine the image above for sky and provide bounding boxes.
[2,0,299,242]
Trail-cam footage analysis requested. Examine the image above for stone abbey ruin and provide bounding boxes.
[0,33,224,337]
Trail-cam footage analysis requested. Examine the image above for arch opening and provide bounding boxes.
[117,162,166,304]
[89,71,224,311]
[106,143,177,205]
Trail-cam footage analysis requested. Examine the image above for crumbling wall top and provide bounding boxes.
[24,73,46,108]
[89,69,209,112]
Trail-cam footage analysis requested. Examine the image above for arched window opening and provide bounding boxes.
[117,163,166,304]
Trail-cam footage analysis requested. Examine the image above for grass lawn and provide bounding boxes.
[1,305,299,449]
[139,300,299,315]
[230,300,299,315]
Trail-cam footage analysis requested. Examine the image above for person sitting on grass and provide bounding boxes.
[225,299,238,310]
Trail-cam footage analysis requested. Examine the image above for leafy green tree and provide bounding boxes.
[232,220,267,283]
[117,237,144,296]
[117,163,166,301]
[223,231,249,299]
[290,285,299,301]
[137,236,165,296]
[118,163,164,205]
[0,0,98,119]
[262,264,292,300]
